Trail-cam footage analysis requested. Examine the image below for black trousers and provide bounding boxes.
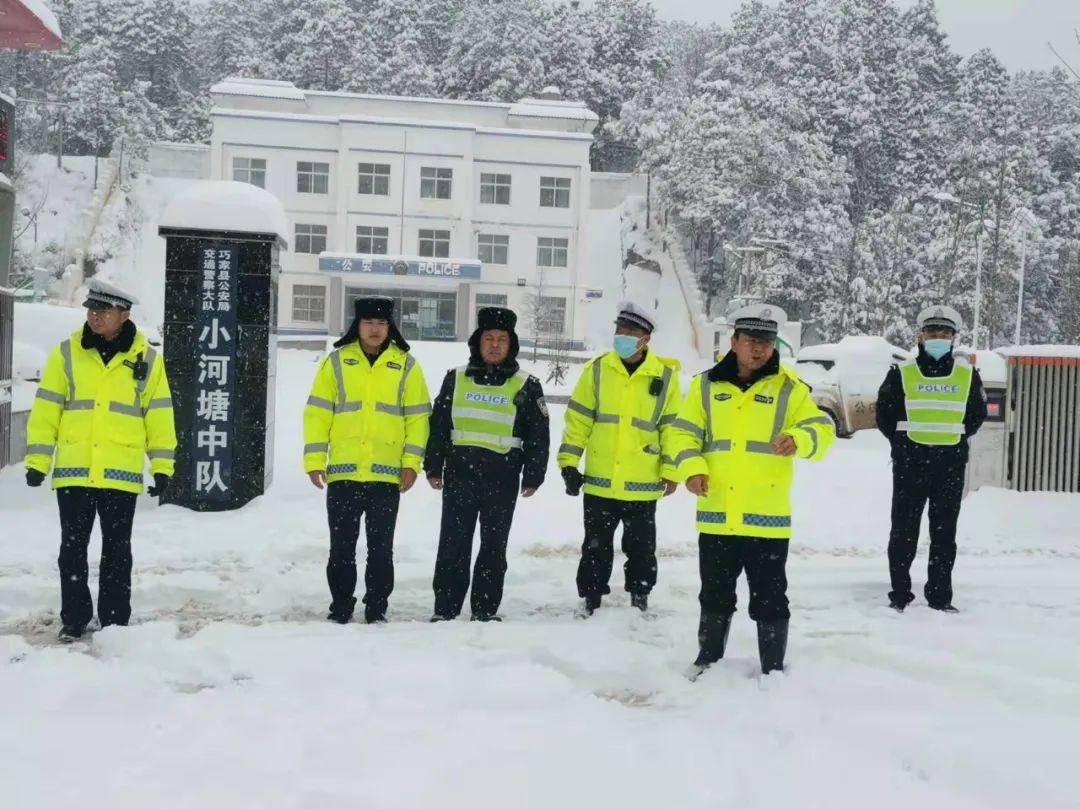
[326,481,400,620]
[888,458,965,608]
[576,494,657,599]
[698,534,790,622]
[432,467,520,619]
[56,486,138,629]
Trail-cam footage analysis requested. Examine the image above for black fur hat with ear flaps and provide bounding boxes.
[468,306,520,365]
[333,296,411,351]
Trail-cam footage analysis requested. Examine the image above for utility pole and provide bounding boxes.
[973,229,982,349]
[1015,235,1026,345]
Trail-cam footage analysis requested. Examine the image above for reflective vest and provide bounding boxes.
[450,366,529,454]
[558,350,683,502]
[898,360,972,446]
[25,327,177,493]
[670,364,834,538]
[303,342,431,484]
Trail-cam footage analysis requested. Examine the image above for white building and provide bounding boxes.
[208,77,598,348]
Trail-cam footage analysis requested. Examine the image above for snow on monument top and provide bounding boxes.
[160,181,290,249]
[996,345,1080,360]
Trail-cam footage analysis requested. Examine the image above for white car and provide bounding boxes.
[793,336,913,438]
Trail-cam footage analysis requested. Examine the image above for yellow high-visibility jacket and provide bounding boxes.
[25,327,177,494]
[670,360,834,538]
[557,349,683,502]
[303,342,431,484]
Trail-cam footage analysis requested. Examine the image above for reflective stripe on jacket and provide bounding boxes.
[302,342,431,483]
[25,327,177,493]
[558,350,683,502]
[670,364,834,538]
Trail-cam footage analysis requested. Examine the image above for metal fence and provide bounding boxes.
[1005,355,1080,493]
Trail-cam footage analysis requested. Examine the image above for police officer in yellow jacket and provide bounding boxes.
[25,280,176,642]
[303,296,431,624]
[671,304,834,677]
[559,301,682,616]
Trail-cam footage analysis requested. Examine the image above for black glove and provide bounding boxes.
[561,467,583,497]
[148,473,170,498]
[26,469,45,488]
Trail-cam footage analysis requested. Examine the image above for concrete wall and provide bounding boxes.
[590,172,646,210]
[148,142,211,180]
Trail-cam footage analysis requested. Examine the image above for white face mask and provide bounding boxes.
[924,338,953,360]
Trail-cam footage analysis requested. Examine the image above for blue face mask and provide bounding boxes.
[924,338,953,360]
[613,334,642,359]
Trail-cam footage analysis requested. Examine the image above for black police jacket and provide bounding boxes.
[424,358,550,491]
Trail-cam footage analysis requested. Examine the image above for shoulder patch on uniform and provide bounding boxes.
[386,361,402,370]
[343,358,360,366]
[537,396,549,417]
[714,392,732,402]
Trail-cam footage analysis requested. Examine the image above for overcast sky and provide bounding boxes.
[648,0,1080,72]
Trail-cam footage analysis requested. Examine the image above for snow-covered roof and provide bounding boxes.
[159,181,290,249]
[798,335,912,363]
[308,87,512,110]
[475,125,594,142]
[996,345,1080,360]
[210,78,306,101]
[508,98,599,124]
[0,0,62,50]
[17,0,58,38]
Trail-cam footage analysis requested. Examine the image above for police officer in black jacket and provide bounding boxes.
[425,307,550,621]
[876,305,987,613]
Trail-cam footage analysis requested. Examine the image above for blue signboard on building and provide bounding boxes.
[318,254,482,280]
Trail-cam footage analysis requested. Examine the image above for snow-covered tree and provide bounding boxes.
[441,0,546,102]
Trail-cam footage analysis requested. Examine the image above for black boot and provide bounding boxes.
[757,620,788,675]
[692,612,732,669]
[630,593,648,612]
[578,595,602,618]
[57,625,85,643]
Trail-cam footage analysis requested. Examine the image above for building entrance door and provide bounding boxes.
[345,287,457,342]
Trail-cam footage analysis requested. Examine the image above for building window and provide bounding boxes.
[479,173,511,205]
[536,236,569,268]
[296,161,330,194]
[420,167,453,200]
[294,224,327,254]
[358,163,390,196]
[537,296,567,336]
[356,225,390,255]
[292,285,326,323]
[419,229,451,258]
[477,233,509,265]
[540,176,571,208]
[476,293,508,313]
[233,157,266,188]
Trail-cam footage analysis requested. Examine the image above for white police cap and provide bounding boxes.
[614,300,656,334]
[916,304,962,332]
[83,278,138,310]
[730,303,787,337]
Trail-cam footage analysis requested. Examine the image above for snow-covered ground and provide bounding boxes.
[2,342,1079,809]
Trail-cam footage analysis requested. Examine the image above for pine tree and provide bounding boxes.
[441,0,546,102]
[537,1,591,101]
